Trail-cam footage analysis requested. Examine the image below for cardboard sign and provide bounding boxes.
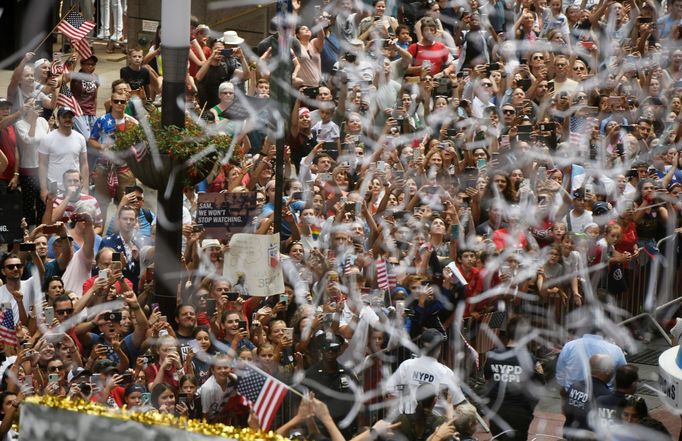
[0,191,23,244]
[223,233,284,297]
[195,192,258,240]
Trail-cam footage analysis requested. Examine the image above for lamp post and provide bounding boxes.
[154,0,190,323]
[272,1,293,234]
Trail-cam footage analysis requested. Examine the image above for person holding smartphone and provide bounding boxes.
[195,36,250,110]
[49,170,104,235]
[102,205,149,292]
[145,335,184,390]
[218,311,256,356]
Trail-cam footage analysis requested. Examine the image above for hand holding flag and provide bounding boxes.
[236,364,289,430]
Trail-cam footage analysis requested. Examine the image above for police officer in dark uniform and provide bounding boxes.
[483,317,545,441]
[594,364,639,427]
[562,354,614,440]
[302,333,359,438]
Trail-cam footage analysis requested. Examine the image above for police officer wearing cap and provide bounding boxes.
[384,328,466,416]
[301,333,359,438]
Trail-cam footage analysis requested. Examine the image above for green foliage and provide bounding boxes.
[114,109,236,181]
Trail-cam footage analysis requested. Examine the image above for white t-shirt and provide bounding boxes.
[312,120,340,142]
[38,129,87,191]
[565,209,594,233]
[63,248,93,297]
[199,375,227,418]
[384,355,466,414]
[14,117,50,169]
[0,279,39,325]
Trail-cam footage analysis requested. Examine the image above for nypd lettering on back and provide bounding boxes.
[412,371,435,383]
[489,364,523,383]
[568,388,589,409]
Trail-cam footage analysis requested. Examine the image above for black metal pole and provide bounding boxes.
[154,44,187,324]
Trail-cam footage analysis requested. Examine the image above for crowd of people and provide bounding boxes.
[2,0,682,439]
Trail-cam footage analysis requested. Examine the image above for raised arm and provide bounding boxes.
[8,53,34,100]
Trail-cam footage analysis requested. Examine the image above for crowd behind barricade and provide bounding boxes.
[2,0,682,439]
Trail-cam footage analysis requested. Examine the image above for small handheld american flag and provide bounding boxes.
[0,308,18,347]
[56,83,83,117]
[57,11,95,60]
[236,365,288,430]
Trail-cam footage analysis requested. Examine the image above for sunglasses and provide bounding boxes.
[4,264,23,270]
[112,99,127,104]
[503,109,515,114]
[49,365,64,372]
[56,308,74,316]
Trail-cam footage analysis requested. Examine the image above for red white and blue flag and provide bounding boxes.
[56,83,83,116]
[57,11,95,60]
[236,366,288,430]
[0,309,17,347]
[57,11,95,40]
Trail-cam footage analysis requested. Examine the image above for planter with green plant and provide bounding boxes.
[113,109,234,190]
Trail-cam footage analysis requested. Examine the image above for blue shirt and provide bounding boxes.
[88,332,140,365]
[555,334,627,390]
[90,113,118,146]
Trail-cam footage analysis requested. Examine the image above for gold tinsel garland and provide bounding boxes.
[22,395,288,441]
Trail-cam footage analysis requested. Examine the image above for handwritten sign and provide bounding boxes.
[223,233,284,297]
[196,192,258,240]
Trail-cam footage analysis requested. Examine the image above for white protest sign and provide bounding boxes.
[223,233,284,297]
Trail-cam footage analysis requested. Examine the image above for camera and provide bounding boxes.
[105,312,122,322]
[77,382,91,396]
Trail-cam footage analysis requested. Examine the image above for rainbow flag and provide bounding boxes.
[310,225,321,240]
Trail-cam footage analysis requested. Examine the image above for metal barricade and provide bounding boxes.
[616,234,682,345]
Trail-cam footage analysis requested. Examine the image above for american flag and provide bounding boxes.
[236,366,288,430]
[0,309,17,347]
[130,142,148,162]
[376,259,389,290]
[387,270,397,290]
[568,116,591,154]
[72,39,93,60]
[50,57,71,76]
[56,83,83,117]
[343,254,353,275]
[57,12,95,60]
[458,328,480,370]
[57,11,95,41]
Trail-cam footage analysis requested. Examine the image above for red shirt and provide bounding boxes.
[407,41,450,75]
[491,228,529,252]
[459,265,484,317]
[615,221,638,254]
[144,363,180,389]
[0,126,17,181]
[189,45,212,77]
[82,276,133,296]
